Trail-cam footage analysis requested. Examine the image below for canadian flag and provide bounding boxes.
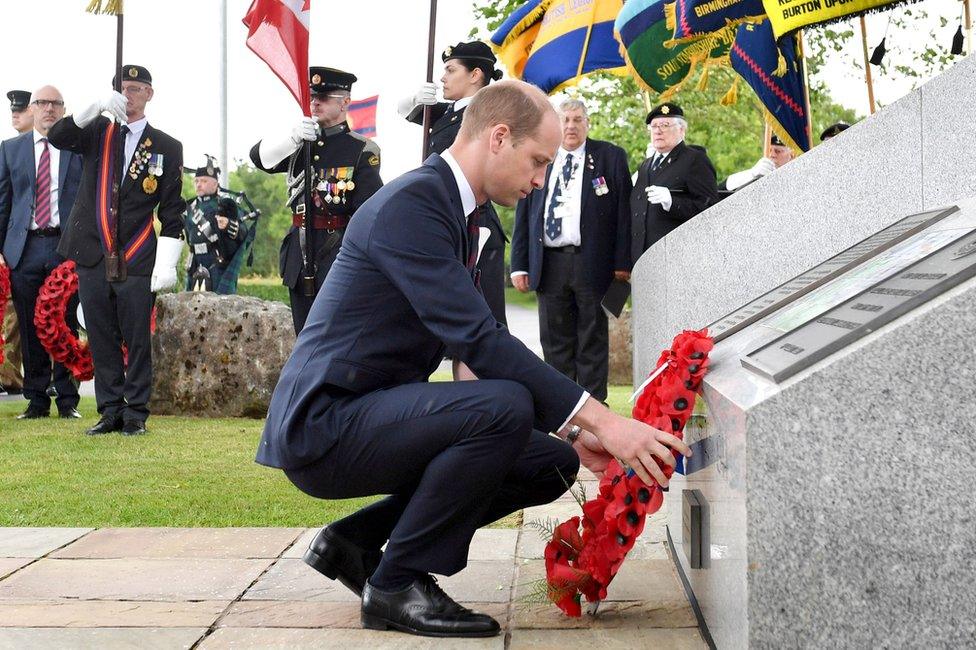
[243,0,311,116]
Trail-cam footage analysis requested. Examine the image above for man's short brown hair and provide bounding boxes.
[457,79,553,144]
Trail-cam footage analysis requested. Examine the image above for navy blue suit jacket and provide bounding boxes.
[0,131,82,268]
[258,154,585,469]
[510,138,632,297]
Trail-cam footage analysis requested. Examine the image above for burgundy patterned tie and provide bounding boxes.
[466,206,481,271]
[34,138,52,229]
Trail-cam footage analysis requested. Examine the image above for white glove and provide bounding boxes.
[724,157,776,192]
[645,185,673,212]
[73,91,127,128]
[258,117,318,169]
[149,237,184,293]
[751,157,776,177]
[396,82,438,118]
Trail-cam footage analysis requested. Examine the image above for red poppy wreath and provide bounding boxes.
[34,260,94,381]
[543,328,713,616]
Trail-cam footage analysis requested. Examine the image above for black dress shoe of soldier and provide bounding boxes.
[58,407,82,419]
[361,576,501,638]
[303,527,382,597]
[121,420,147,436]
[86,415,122,435]
[16,406,50,419]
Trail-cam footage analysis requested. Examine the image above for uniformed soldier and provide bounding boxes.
[250,67,383,334]
[820,122,850,142]
[1,90,33,396]
[183,157,247,294]
[720,134,794,192]
[397,41,509,325]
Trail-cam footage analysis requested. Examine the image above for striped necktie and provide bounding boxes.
[34,138,52,228]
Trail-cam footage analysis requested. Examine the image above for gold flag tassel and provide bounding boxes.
[773,49,788,77]
[696,63,711,91]
[720,77,739,105]
[85,0,123,15]
[664,1,677,32]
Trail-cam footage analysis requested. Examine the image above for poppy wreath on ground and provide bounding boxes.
[34,260,94,381]
[0,263,10,364]
[543,328,714,617]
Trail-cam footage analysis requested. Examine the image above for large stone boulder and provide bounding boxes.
[150,292,295,418]
[608,308,632,386]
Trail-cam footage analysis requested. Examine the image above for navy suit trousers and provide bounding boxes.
[9,234,80,410]
[284,379,580,576]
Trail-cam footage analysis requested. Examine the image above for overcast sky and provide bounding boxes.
[0,0,964,181]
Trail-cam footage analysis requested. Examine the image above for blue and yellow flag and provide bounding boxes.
[614,0,733,97]
[729,19,811,151]
[490,0,628,94]
[666,0,765,45]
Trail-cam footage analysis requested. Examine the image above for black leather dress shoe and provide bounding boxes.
[121,420,147,436]
[361,576,500,638]
[303,527,382,597]
[16,406,50,419]
[86,415,122,435]
[58,407,82,419]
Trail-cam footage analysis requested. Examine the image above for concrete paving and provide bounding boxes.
[0,489,706,649]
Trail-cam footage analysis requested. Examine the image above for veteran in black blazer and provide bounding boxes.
[49,65,185,436]
[511,100,632,401]
[398,40,508,325]
[0,85,83,418]
[631,103,718,266]
[260,81,690,639]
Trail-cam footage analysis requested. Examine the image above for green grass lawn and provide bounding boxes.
[0,383,633,528]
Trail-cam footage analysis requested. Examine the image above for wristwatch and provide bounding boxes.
[565,424,582,444]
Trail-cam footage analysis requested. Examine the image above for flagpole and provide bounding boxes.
[763,122,771,158]
[965,0,973,55]
[110,9,126,281]
[858,16,877,114]
[218,0,228,186]
[573,0,600,87]
[421,0,438,160]
[797,30,814,150]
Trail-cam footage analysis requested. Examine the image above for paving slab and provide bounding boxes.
[198,627,505,649]
[242,558,360,603]
[281,529,317,559]
[514,559,686,604]
[50,528,303,559]
[0,558,272,601]
[0,528,92,558]
[511,599,697,630]
[509,627,707,648]
[218,600,508,629]
[0,599,227,628]
[0,627,206,649]
[281,528,518,562]
[435,560,516,603]
[0,559,31,580]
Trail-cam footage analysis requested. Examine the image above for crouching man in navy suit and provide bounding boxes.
[258,80,691,639]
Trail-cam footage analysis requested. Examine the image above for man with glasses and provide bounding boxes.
[250,67,383,334]
[49,65,186,436]
[631,103,718,265]
[0,86,84,418]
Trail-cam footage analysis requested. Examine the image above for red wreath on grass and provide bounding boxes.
[543,328,714,616]
[0,263,10,364]
[34,260,94,381]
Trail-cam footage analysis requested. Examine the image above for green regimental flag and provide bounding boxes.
[615,0,734,99]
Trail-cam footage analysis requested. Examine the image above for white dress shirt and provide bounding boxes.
[543,142,586,248]
[450,95,473,113]
[123,116,148,172]
[32,130,62,229]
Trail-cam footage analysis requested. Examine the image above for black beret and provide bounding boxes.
[310,67,357,94]
[7,90,30,111]
[646,102,684,123]
[114,65,152,87]
[820,122,850,141]
[442,41,496,66]
[194,157,219,179]
[770,134,786,147]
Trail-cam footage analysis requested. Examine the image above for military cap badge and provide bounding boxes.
[311,73,321,85]
[128,67,139,78]
[661,105,670,115]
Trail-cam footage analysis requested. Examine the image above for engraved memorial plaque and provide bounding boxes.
[707,207,958,342]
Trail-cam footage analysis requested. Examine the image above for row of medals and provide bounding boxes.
[316,169,354,205]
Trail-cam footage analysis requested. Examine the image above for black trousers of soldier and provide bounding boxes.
[9,234,80,411]
[76,265,154,424]
[288,231,343,334]
[537,248,609,402]
[284,379,579,576]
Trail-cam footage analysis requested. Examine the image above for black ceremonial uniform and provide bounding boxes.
[407,100,508,325]
[184,193,246,292]
[249,122,382,333]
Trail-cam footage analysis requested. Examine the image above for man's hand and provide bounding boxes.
[613,270,630,282]
[572,429,612,478]
[573,397,690,487]
[512,274,530,292]
[645,185,673,212]
[216,216,229,230]
[291,117,319,146]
